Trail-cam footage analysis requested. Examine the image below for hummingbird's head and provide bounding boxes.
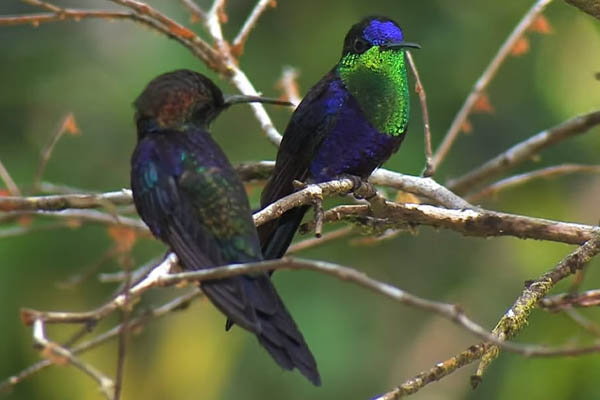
[338,17,420,136]
[341,16,420,58]
[134,70,226,132]
[134,69,291,134]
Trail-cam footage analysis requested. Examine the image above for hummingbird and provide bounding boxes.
[259,16,420,259]
[130,69,321,385]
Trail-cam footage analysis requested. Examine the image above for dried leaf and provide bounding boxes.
[461,119,473,134]
[529,15,552,34]
[168,23,196,40]
[18,216,33,227]
[61,113,80,136]
[473,93,494,114]
[41,343,69,366]
[107,226,138,253]
[511,36,530,56]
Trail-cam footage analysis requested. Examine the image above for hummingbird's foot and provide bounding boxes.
[338,174,377,200]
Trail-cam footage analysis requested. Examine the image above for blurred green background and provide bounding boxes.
[1,1,600,399]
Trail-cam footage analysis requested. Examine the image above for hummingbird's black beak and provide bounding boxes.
[223,95,294,107]
[384,41,421,50]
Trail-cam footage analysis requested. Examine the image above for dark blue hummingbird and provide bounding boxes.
[130,70,320,385]
[259,16,420,259]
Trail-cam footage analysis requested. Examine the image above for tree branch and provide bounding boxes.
[432,0,554,170]
[447,110,600,195]
[0,289,202,393]
[31,319,114,399]
[376,344,488,400]
[231,0,275,57]
[474,234,600,383]
[405,51,434,177]
[467,164,600,201]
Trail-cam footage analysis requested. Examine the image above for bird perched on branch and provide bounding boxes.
[130,69,321,385]
[259,16,420,259]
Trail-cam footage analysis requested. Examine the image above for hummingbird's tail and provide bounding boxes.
[259,205,310,260]
[201,274,321,386]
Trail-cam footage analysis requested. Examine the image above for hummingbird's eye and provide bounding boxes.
[353,37,369,54]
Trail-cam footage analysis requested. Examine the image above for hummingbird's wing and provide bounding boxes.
[131,131,321,385]
[259,71,348,259]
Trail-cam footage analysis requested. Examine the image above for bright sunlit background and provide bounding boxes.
[1,1,600,399]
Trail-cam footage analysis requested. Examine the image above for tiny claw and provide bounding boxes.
[292,180,307,190]
[339,174,377,200]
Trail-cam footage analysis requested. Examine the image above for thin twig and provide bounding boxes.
[405,51,433,177]
[376,344,488,400]
[33,113,79,191]
[541,288,600,310]
[178,0,207,22]
[447,110,600,195]
[32,319,114,399]
[231,0,274,57]
[113,268,132,400]
[107,0,220,66]
[432,0,554,170]
[0,209,149,233]
[287,226,354,254]
[1,290,201,392]
[119,255,600,357]
[2,1,223,73]
[0,189,132,212]
[0,158,20,195]
[276,67,302,107]
[467,164,600,201]
[474,234,600,383]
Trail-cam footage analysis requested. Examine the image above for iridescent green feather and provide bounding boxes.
[179,156,260,260]
[338,46,410,136]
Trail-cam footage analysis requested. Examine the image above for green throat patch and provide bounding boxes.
[338,46,410,136]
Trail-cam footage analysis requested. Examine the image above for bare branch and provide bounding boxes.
[447,110,600,195]
[308,201,598,245]
[369,169,472,209]
[564,0,600,19]
[468,164,600,201]
[541,288,600,310]
[0,290,201,392]
[405,51,434,177]
[178,0,207,22]
[0,189,132,212]
[32,319,114,399]
[377,344,488,400]
[2,1,223,73]
[287,227,354,254]
[231,0,275,57]
[4,174,598,246]
[0,209,149,233]
[113,269,132,400]
[33,113,80,191]
[475,234,600,382]
[276,67,302,107]
[432,0,554,170]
